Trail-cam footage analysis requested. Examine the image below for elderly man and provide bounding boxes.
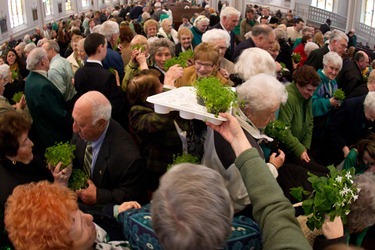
[337,50,370,97]
[74,33,128,129]
[305,29,348,70]
[209,6,240,61]
[232,24,276,62]
[42,40,76,107]
[99,20,124,81]
[25,48,72,155]
[71,91,147,205]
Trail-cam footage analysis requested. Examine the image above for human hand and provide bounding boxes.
[269,149,285,169]
[164,64,183,87]
[219,68,230,79]
[322,215,344,239]
[76,180,97,205]
[329,97,341,108]
[51,162,72,187]
[206,113,251,157]
[118,201,141,213]
[342,146,350,158]
[135,50,148,69]
[275,61,282,72]
[300,150,310,163]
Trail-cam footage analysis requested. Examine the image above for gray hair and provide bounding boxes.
[364,92,375,113]
[44,40,60,53]
[202,29,230,47]
[100,20,119,41]
[79,91,112,124]
[16,42,26,50]
[0,64,10,80]
[24,43,37,53]
[151,163,233,250]
[220,6,240,19]
[347,172,375,233]
[234,47,276,80]
[23,34,31,44]
[149,38,175,64]
[323,51,343,70]
[193,15,209,27]
[274,28,287,41]
[237,73,288,113]
[92,24,102,33]
[251,24,274,38]
[329,29,348,43]
[304,42,319,56]
[26,48,47,70]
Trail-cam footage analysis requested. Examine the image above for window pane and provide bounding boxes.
[44,0,52,16]
[8,0,24,28]
[82,0,89,8]
[66,0,72,11]
[364,0,374,26]
[312,0,333,12]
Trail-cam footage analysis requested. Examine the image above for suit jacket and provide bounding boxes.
[319,23,330,34]
[232,37,256,62]
[102,43,125,82]
[209,22,235,61]
[25,71,72,155]
[336,60,364,97]
[305,43,330,70]
[72,119,148,204]
[74,62,128,128]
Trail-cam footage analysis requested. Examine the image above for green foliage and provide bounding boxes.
[290,166,360,231]
[11,70,18,80]
[131,44,146,52]
[167,153,199,170]
[68,169,89,190]
[44,142,76,169]
[164,50,194,71]
[292,52,301,63]
[333,88,346,101]
[195,76,236,116]
[12,91,23,103]
[264,120,288,142]
[109,67,116,75]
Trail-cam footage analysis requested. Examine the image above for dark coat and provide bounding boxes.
[232,37,256,62]
[319,23,330,34]
[305,43,330,71]
[102,43,125,82]
[74,62,128,128]
[25,71,72,155]
[72,119,148,204]
[209,22,235,61]
[336,60,364,97]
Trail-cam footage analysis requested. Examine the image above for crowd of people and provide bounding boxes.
[0,1,374,249]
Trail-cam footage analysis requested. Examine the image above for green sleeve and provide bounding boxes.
[122,60,140,91]
[235,148,311,250]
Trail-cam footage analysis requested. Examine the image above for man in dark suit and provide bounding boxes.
[305,29,348,70]
[319,19,331,34]
[74,33,128,129]
[209,6,240,62]
[336,50,369,97]
[232,24,275,62]
[72,91,147,206]
[25,47,72,156]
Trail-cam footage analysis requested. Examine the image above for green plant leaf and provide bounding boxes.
[290,186,304,201]
[68,169,89,190]
[12,91,23,103]
[44,142,76,169]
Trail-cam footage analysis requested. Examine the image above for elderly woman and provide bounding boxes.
[304,41,319,59]
[175,27,194,57]
[77,38,87,63]
[311,52,342,157]
[157,19,179,44]
[293,34,313,67]
[4,181,140,249]
[202,28,234,77]
[170,42,230,87]
[190,15,210,47]
[0,63,25,106]
[5,49,28,80]
[202,73,287,213]
[143,19,159,40]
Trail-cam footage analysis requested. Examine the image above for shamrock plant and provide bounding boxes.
[290,166,360,231]
[12,91,23,103]
[44,142,76,169]
[164,50,194,71]
[167,153,199,170]
[333,88,346,101]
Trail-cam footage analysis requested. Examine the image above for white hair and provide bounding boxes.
[92,24,102,34]
[219,6,240,19]
[202,29,230,48]
[323,51,343,70]
[0,64,10,79]
[193,15,209,27]
[100,21,119,41]
[304,42,319,56]
[364,92,375,113]
[24,43,37,53]
[26,48,47,70]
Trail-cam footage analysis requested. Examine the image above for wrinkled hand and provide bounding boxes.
[322,215,344,239]
[219,68,230,79]
[342,146,350,158]
[76,180,97,205]
[51,162,72,187]
[118,201,141,213]
[164,65,184,87]
[206,113,251,157]
[269,149,285,169]
[300,150,310,163]
[15,94,26,110]
[135,51,148,69]
[329,97,341,108]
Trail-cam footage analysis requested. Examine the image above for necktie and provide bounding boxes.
[83,142,92,177]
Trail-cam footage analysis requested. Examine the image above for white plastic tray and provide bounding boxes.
[146,86,228,125]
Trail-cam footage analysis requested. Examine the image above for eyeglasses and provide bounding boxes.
[195,61,214,69]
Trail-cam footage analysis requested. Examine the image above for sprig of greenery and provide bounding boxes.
[264,120,288,142]
[11,70,18,80]
[68,169,89,190]
[167,153,199,170]
[109,67,116,75]
[131,44,146,52]
[164,50,194,71]
[292,52,301,63]
[195,76,236,116]
[12,91,23,103]
[333,88,345,101]
[44,142,76,169]
[290,166,360,231]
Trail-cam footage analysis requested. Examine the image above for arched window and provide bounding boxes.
[82,0,90,8]
[8,0,24,28]
[66,0,72,11]
[364,0,375,27]
[43,0,53,16]
[311,0,334,12]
